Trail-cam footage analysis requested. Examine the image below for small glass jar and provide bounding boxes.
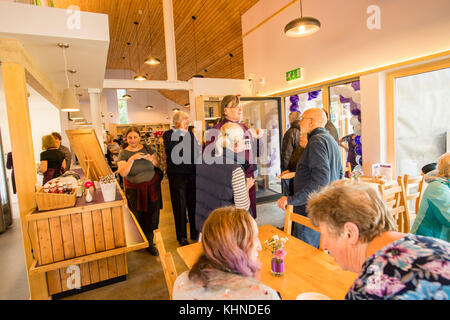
[271,253,285,277]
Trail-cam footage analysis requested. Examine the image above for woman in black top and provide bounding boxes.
[39,134,66,185]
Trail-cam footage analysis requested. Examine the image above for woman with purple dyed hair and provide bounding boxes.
[172,207,280,300]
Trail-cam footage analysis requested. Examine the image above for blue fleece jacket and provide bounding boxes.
[288,127,343,207]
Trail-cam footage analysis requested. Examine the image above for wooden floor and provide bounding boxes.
[0,178,284,300]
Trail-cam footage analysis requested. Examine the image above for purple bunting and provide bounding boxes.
[355,146,362,156]
[358,157,363,166]
[355,135,361,145]
[308,90,321,101]
[350,107,361,116]
[340,95,351,104]
[351,80,360,91]
[289,95,300,113]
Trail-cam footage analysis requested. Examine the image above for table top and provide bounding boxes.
[177,224,358,300]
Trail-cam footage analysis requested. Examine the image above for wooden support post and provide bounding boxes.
[1,62,50,299]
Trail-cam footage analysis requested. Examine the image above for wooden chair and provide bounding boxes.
[378,179,410,233]
[402,173,425,224]
[154,229,178,300]
[284,205,322,250]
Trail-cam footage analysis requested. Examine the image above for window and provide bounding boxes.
[116,89,129,125]
[394,67,450,176]
[284,89,323,131]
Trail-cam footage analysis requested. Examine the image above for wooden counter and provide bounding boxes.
[26,187,148,297]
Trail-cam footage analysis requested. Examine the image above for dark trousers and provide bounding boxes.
[125,188,160,244]
[281,178,295,196]
[168,173,197,241]
[292,204,321,249]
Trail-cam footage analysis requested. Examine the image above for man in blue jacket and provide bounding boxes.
[277,108,343,248]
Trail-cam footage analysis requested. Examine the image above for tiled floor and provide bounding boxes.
[0,178,285,300]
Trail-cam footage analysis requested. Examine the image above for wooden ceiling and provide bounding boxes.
[52,0,259,107]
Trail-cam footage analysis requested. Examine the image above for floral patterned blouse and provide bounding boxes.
[172,270,281,300]
[346,234,450,300]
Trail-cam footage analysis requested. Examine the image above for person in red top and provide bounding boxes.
[203,95,263,217]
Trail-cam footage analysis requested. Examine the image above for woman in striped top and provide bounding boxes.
[195,122,255,233]
[215,122,254,210]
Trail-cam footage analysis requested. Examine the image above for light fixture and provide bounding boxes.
[58,43,80,112]
[145,105,153,110]
[184,103,190,108]
[133,21,147,81]
[229,53,233,78]
[191,16,204,78]
[173,108,180,112]
[121,54,132,99]
[144,0,160,66]
[284,0,320,38]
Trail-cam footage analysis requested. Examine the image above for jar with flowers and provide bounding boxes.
[264,234,288,276]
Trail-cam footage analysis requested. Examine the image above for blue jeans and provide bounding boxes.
[292,205,320,249]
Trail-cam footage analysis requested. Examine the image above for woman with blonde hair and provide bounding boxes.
[411,152,450,242]
[307,180,450,300]
[173,206,280,300]
[195,122,254,233]
[39,134,66,185]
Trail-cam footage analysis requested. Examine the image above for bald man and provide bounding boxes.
[277,108,343,248]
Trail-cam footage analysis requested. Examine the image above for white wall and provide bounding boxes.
[242,0,450,96]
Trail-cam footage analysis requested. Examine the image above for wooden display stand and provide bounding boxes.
[26,129,148,298]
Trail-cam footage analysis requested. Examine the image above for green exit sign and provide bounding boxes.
[286,68,302,82]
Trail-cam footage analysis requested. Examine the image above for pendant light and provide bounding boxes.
[284,0,320,38]
[121,53,132,100]
[229,53,233,78]
[58,43,80,112]
[144,0,160,66]
[191,16,203,78]
[145,89,153,109]
[134,21,147,81]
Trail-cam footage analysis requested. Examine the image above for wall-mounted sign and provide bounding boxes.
[286,68,302,82]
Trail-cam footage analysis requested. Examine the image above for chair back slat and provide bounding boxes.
[403,173,425,216]
[284,205,322,250]
[154,229,178,299]
[375,179,411,233]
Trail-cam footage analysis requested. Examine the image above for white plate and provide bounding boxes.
[296,292,331,300]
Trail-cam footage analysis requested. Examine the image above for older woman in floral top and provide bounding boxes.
[307,180,450,300]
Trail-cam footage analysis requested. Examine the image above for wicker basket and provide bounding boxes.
[35,188,77,211]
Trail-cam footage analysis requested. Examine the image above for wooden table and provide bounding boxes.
[177,224,358,300]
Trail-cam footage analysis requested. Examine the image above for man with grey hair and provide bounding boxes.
[277,108,343,248]
[163,111,200,246]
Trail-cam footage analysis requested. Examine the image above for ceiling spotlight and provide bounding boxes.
[184,103,190,107]
[122,94,132,100]
[145,105,153,110]
[172,108,180,112]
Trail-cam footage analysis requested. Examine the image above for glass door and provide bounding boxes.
[241,97,282,203]
[284,89,323,131]
[328,80,362,172]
